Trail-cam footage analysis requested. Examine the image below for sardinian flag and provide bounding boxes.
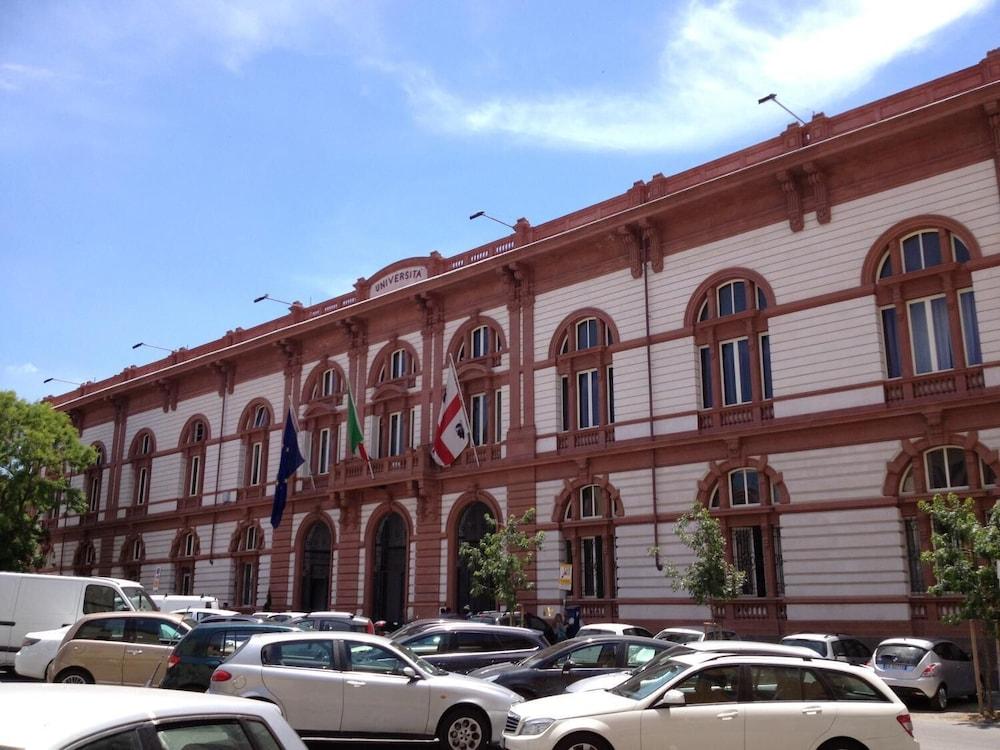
[431,360,470,467]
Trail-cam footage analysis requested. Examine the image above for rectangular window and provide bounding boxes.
[388,413,402,456]
[494,391,503,443]
[89,476,100,512]
[577,369,599,428]
[699,346,713,409]
[581,536,604,597]
[390,349,407,379]
[410,406,418,448]
[908,296,953,374]
[472,325,489,358]
[576,319,598,350]
[188,455,201,496]
[318,428,331,474]
[250,442,262,485]
[136,467,148,505]
[880,307,901,379]
[372,418,382,459]
[470,393,487,446]
[606,366,615,423]
[926,447,968,490]
[730,469,760,505]
[581,485,603,517]
[240,562,255,607]
[772,527,785,597]
[759,334,773,400]
[904,518,925,593]
[322,368,335,397]
[559,376,569,431]
[732,526,766,597]
[184,534,195,556]
[958,290,982,366]
[721,338,752,405]
[179,569,192,596]
[718,281,747,316]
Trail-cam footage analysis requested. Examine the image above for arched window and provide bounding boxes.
[299,519,333,611]
[370,510,408,625]
[171,529,199,596]
[700,462,786,599]
[301,362,347,481]
[232,522,264,609]
[867,219,984,402]
[451,498,497,613]
[551,311,617,449]
[85,444,106,516]
[122,535,144,582]
[127,431,155,511]
[180,417,208,502]
[448,318,509,455]
[73,540,96,576]
[688,271,774,429]
[558,481,623,610]
[238,402,273,498]
[368,342,420,459]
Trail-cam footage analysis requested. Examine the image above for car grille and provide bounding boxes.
[504,712,521,735]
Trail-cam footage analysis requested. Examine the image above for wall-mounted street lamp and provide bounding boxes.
[132,342,175,353]
[43,377,82,386]
[469,211,516,230]
[757,93,806,125]
[253,293,295,306]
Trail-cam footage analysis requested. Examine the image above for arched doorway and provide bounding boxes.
[300,521,332,611]
[456,501,494,614]
[373,512,407,626]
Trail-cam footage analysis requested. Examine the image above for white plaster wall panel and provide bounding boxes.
[614,523,672,599]
[972,266,1000,363]
[225,372,287,435]
[534,480,564,527]
[497,384,510,445]
[535,536,562,603]
[214,439,243,503]
[769,298,885,397]
[533,269,645,362]
[775,386,885,420]
[533,368,558,436]
[655,463,710,515]
[650,339,698,417]
[771,442,899,502]
[611,347,649,424]
[148,454,181,513]
[80,421,115,454]
[780,507,907,597]
[608,469,653,515]
[619,603,712,622]
[787,603,909,621]
[646,161,1000,333]
[142,529,173,565]
[211,521,239,560]
[122,406,164,454]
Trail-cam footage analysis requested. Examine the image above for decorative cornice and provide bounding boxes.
[776,169,804,232]
[156,378,179,413]
[803,162,831,225]
[639,219,665,274]
[210,360,235,397]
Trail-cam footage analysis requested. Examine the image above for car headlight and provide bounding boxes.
[21,637,40,647]
[519,718,555,736]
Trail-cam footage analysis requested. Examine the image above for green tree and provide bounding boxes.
[459,508,544,616]
[658,502,746,624]
[0,391,96,571]
[919,492,1000,716]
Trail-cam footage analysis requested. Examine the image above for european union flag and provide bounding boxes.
[270,408,305,528]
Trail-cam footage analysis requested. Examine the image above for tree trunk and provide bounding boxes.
[970,620,984,715]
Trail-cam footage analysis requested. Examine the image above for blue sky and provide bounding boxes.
[2,0,998,403]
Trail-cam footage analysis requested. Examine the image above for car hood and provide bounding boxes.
[564,671,630,693]
[513,690,637,720]
[468,661,518,679]
[428,671,524,705]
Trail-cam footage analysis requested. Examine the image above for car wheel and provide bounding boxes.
[437,707,489,750]
[555,732,613,750]
[56,668,93,684]
[932,683,948,711]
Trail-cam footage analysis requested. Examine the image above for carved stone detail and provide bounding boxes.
[415,292,443,334]
[803,162,831,225]
[156,379,179,413]
[640,219,665,273]
[340,317,368,354]
[776,170,804,232]
[210,361,235,396]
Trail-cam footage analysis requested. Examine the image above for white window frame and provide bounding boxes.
[388,412,403,456]
[581,536,603,598]
[136,467,148,506]
[577,369,599,429]
[390,349,407,379]
[907,294,952,374]
[322,368,335,397]
[471,325,489,358]
[131,539,142,561]
[240,562,255,607]
[924,446,968,491]
[193,421,205,442]
[89,475,100,512]
[410,406,419,448]
[188,454,201,496]
[494,390,503,443]
[957,288,981,366]
[470,393,487,446]
[720,336,751,406]
[184,532,195,557]
[244,525,258,551]
[580,485,603,518]
[576,318,598,350]
[729,469,760,506]
[253,406,268,428]
[318,428,331,474]
[140,433,151,455]
[717,280,747,317]
[250,442,263,485]
[900,230,941,273]
[559,375,570,432]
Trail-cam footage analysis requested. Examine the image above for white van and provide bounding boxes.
[0,572,156,669]
[150,594,221,612]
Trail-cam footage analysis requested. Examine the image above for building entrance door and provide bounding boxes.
[456,501,494,614]
[300,521,331,610]
[373,512,406,626]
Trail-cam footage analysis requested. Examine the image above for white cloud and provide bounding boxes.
[0,63,57,92]
[390,0,993,151]
[4,363,39,376]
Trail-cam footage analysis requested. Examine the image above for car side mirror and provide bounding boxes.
[561,660,576,674]
[402,666,420,681]
[656,689,686,708]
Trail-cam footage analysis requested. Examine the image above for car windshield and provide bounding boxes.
[782,638,826,656]
[392,641,448,675]
[288,618,316,630]
[611,658,690,700]
[875,644,927,669]
[517,640,576,668]
[659,631,701,644]
[124,586,158,611]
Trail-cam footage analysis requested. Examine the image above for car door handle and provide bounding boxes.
[126,648,144,655]
[347,680,366,687]
[716,710,739,721]
[802,706,823,716]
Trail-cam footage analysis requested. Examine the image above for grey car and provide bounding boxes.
[872,637,976,709]
[208,630,522,750]
[394,621,548,674]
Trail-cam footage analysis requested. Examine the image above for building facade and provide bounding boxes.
[43,51,1000,637]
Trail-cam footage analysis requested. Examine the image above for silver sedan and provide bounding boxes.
[207,630,522,750]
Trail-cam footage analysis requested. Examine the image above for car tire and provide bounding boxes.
[932,683,948,711]
[555,732,613,750]
[437,707,489,750]
[56,668,93,685]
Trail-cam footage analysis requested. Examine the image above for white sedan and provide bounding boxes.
[0,683,307,750]
[14,625,71,680]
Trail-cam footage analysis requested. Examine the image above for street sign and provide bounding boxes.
[558,563,572,591]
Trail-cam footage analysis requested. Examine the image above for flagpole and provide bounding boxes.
[449,354,480,468]
[346,383,375,479]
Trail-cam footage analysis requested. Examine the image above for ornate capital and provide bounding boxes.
[803,162,831,225]
[776,169,804,232]
[614,225,644,279]
[156,378,178,413]
[340,317,368,354]
[500,262,531,308]
[639,219,665,273]
[415,292,443,333]
[210,360,235,396]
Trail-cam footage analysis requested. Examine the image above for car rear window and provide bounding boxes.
[75,619,125,642]
[495,633,541,650]
[781,638,826,656]
[154,718,281,750]
[749,666,829,701]
[821,670,889,702]
[261,640,335,670]
[875,644,927,669]
[659,631,701,644]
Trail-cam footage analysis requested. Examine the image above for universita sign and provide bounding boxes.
[359,254,446,300]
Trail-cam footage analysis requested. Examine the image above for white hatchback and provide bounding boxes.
[503,652,918,750]
[0,683,307,750]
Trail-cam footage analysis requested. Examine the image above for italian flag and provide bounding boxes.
[346,389,369,463]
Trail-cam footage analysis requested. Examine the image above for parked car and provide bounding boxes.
[503,652,917,750]
[655,625,740,643]
[575,622,654,638]
[172,607,240,623]
[469,634,671,698]
[151,593,222,611]
[160,621,295,692]
[49,611,190,686]
[253,610,307,622]
[0,683,307,750]
[565,639,820,693]
[288,610,375,633]
[199,614,265,624]
[208,630,522,750]
[781,632,872,664]
[13,625,71,680]
[470,610,556,644]
[394,621,548,673]
[387,617,456,640]
[872,636,977,710]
